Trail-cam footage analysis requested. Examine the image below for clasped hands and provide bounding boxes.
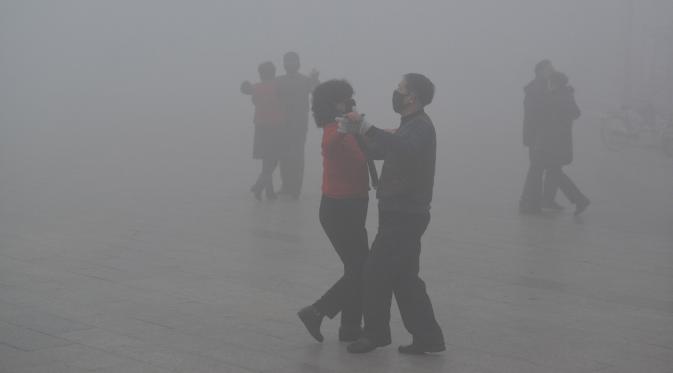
[336,112,372,135]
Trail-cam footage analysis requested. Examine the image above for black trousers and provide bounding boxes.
[362,210,444,346]
[543,165,587,205]
[521,148,545,208]
[521,148,587,207]
[253,158,278,194]
[313,196,369,327]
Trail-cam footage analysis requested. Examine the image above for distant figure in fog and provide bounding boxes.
[540,71,589,215]
[519,60,589,215]
[340,73,445,355]
[241,61,284,201]
[297,80,370,344]
[275,52,320,199]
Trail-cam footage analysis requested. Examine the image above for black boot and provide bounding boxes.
[250,184,263,201]
[347,337,386,353]
[398,340,446,355]
[297,306,324,342]
[542,200,565,211]
[574,197,590,216]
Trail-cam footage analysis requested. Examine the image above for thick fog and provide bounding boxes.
[1,2,673,371]
[1,0,672,236]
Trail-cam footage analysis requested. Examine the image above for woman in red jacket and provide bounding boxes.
[241,61,285,200]
[297,80,370,343]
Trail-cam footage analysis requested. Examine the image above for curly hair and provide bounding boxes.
[311,79,354,127]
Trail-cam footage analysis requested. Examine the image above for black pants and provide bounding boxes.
[362,210,444,346]
[252,158,278,195]
[279,128,307,198]
[543,165,587,205]
[521,148,545,208]
[313,196,369,328]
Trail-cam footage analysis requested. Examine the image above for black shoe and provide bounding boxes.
[574,198,590,216]
[398,341,446,355]
[347,337,383,354]
[338,325,362,342]
[519,205,542,214]
[542,201,565,211]
[265,190,277,201]
[250,185,262,201]
[297,306,324,342]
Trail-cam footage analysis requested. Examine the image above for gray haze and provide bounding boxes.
[2,1,672,232]
[1,1,673,371]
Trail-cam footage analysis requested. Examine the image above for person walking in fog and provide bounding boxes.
[520,59,555,214]
[241,61,284,201]
[340,73,445,355]
[540,71,590,215]
[297,80,370,343]
[275,52,320,199]
[519,60,589,215]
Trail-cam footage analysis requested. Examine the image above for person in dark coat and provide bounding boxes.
[520,59,555,214]
[341,73,445,355]
[297,80,370,344]
[275,52,320,199]
[540,72,590,215]
[241,61,285,201]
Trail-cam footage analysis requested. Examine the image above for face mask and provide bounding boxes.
[392,90,408,113]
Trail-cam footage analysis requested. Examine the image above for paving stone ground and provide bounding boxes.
[1,117,671,372]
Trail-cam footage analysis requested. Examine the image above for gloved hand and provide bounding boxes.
[343,112,373,135]
[336,116,360,134]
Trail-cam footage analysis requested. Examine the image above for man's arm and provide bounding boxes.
[365,122,431,161]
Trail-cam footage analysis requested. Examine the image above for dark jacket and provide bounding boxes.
[523,78,548,148]
[275,73,320,132]
[364,110,436,213]
[534,84,581,166]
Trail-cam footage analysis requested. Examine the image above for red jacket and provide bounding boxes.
[252,81,284,127]
[322,122,369,199]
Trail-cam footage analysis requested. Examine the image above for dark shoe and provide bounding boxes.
[542,201,565,211]
[347,337,383,354]
[297,306,324,342]
[519,204,542,214]
[398,341,446,355]
[250,185,262,201]
[574,198,590,216]
[338,325,362,342]
[265,190,277,201]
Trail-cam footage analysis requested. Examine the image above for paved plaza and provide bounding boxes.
[1,118,672,372]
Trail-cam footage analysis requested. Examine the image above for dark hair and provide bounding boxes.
[311,80,354,127]
[404,73,435,107]
[284,51,300,64]
[257,61,276,81]
[534,59,552,77]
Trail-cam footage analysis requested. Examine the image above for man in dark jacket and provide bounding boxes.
[341,73,445,355]
[520,59,555,214]
[275,52,320,199]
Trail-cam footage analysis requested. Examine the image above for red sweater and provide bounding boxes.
[252,81,284,127]
[322,122,369,199]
